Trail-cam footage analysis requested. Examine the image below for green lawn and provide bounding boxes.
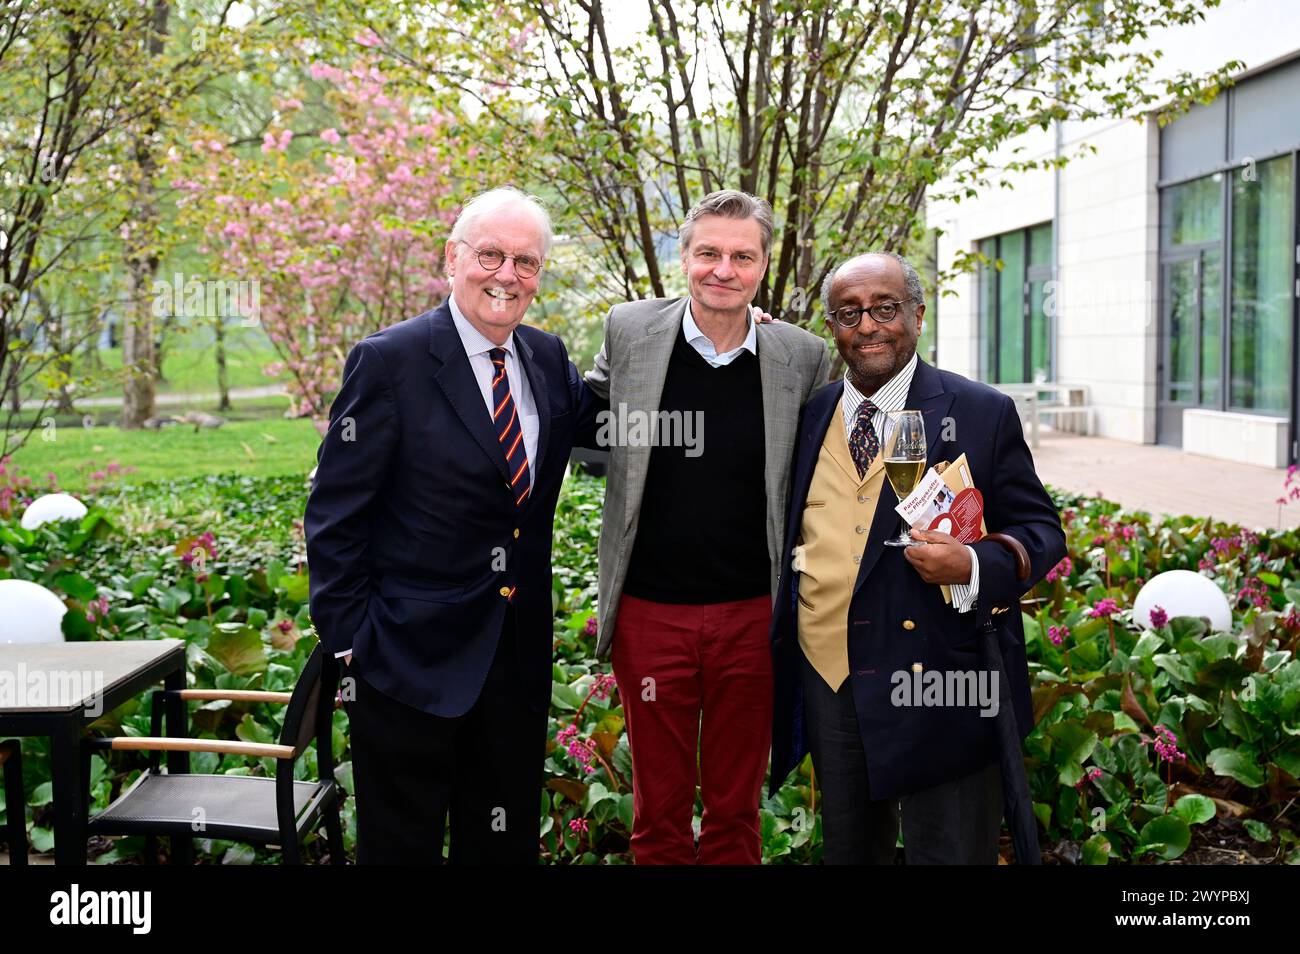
[6,416,322,489]
[29,325,286,400]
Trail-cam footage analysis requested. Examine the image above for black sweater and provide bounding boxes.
[622,327,769,604]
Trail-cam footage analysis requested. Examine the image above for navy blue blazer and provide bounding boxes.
[305,301,602,717]
[769,359,1066,799]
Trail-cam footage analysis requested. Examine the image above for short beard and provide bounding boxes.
[845,346,914,392]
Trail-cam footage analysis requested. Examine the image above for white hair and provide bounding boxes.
[449,186,553,256]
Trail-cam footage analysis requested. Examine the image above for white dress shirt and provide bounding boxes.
[682,301,757,367]
[840,353,980,612]
[335,298,541,660]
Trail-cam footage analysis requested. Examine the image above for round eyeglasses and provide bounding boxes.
[829,297,916,328]
[459,242,543,278]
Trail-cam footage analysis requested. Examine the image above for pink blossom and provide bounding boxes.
[1048,624,1069,646]
[1149,605,1168,628]
[1074,766,1103,788]
[568,818,588,834]
[1151,726,1186,764]
[1087,598,1120,619]
[584,616,597,638]
[1045,556,1072,583]
[320,127,342,145]
[591,673,616,701]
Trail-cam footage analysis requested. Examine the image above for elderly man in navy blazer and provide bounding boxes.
[305,187,601,864]
[770,251,1065,864]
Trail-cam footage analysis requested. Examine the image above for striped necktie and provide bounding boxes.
[849,399,880,478]
[489,347,531,508]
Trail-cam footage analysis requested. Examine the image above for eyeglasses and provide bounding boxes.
[828,297,916,328]
[459,242,543,278]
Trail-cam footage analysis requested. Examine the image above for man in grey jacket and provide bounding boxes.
[584,190,828,863]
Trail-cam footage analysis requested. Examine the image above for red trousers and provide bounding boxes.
[611,593,773,864]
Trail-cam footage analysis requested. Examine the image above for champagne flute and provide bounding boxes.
[882,409,927,547]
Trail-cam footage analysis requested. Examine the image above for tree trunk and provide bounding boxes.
[119,0,170,430]
[214,315,231,411]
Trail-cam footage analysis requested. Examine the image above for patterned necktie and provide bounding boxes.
[489,347,531,508]
[848,399,880,479]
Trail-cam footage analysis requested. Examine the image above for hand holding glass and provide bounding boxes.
[882,409,926,547]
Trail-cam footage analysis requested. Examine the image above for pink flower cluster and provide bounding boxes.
[1045,556,1073,583]
[1087,598,1120,620]
[180,532,217,565]
[1148,605,1168,628]
[590,673,616,702]
[568,817,588,834]
[584,616,598,638]
[1048,624,1069,646]
[1074,766,1103,788]
[85,596,111,623]
[1151,726,1186,764]
[556,724,598,774]
[1236,576,1270,610]
[1277,464,1299,507]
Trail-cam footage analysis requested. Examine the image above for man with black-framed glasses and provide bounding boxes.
[769,251,1065,864]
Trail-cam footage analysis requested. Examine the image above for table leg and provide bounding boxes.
[50,720,87,865]
[164,665,194,865]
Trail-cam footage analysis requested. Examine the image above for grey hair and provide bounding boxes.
[450,186,554,256]
[678,189,775,256]
[820,251,925,317]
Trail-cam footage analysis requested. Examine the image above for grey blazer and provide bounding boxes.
[583,296,830,657]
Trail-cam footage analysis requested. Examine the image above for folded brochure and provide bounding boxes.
[892,452,986,604]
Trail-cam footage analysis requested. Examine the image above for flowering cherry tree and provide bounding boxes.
[172,56,463,421]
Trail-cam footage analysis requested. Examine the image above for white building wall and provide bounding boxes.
[927,0,1300,459]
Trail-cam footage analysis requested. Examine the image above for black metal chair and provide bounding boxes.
[1,739,27,866]
[83,644,345,864]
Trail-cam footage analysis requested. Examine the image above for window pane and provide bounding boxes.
[1029,222,1053,266]
[978,238,996,381]
[1200,248,1222,406]
[1029,279,1050,381]
[1161,173,1223,248]
[1230,156,1293,412]
[997,231,1025,383]
[1165,259,1197,403]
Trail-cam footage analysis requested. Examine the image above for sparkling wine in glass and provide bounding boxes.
[882,409,926,547]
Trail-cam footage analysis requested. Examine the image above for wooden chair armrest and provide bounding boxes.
[177,689,294,704]
[108,737,296,760]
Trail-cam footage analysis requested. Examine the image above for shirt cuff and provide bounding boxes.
[334,648,352,659]
[949,545,980,613]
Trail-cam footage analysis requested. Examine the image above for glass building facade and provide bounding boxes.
[1156,56,1300,450]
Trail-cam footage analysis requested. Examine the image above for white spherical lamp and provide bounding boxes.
[20,493,88,530]
[1133,570,1232,632]
[0,579,68,643]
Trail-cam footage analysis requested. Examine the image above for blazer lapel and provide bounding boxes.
[622,299,686,532]
[428,303,511,485]
[757,326,800,561]
[784,381,842,556]
[853,359,954,596]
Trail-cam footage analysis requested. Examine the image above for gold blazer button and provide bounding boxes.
[902,619,916,630]
[499,586,511,597]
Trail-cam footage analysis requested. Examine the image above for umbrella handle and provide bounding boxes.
[982,532,1030,582]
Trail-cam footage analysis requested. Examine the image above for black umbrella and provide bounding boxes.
[981,532,1042,865]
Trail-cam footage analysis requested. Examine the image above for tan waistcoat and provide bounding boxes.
[796,410,887,691]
